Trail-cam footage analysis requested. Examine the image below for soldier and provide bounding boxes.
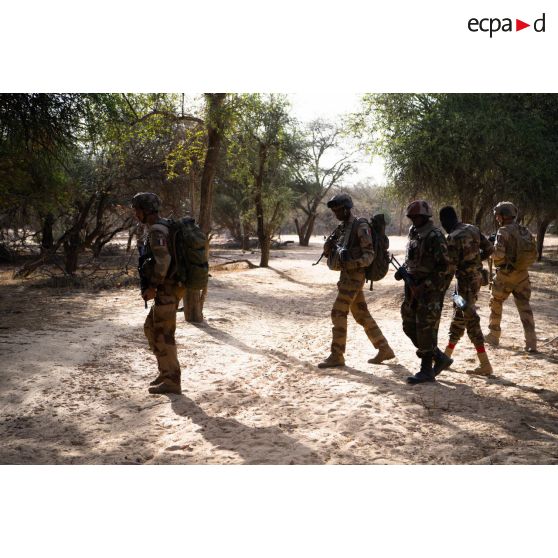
[318,194,395,368]
[439,206,494,376]
[395,200,451,384]
[132,192,186,395]
[485,202,538,352]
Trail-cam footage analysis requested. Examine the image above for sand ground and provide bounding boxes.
[1,235,557,464]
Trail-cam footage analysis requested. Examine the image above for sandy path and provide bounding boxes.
[1,236,557,464]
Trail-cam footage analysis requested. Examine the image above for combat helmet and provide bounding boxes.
[327,193,353,209]
[493,201,518,219]
[131,192,162,213]
[406,200,432,218]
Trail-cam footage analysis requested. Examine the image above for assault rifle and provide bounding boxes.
[313,229,340,266]
[389,254,415,290]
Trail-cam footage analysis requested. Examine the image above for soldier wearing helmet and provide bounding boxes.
[132,192,186,394]
[439,205,494,376]
[485,201,538,352]
[317,194,395,368]
[395,200,451,384]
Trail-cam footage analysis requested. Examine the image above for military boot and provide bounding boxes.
[368,344,395,364]
[407,354,435,385]
[148,372,182,395]
[524,333,538,353]
[484,332,500,347]
[148,380,182,395]
[317,353,345,368]
[432,347,453,377]
[466,350,493,377]
[149,374,165,386]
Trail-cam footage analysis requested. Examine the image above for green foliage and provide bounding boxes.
[216,94,299,257]
[351,94,558,225]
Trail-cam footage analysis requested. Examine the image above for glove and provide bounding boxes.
[394,269,403,281]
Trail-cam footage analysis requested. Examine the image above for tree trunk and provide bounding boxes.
[259,237,271,267]
[294,213,316,247]
[63,231,80,275]
[460,203,474,225]
[198,93,226,235]
[536,218,551,261]
[188,167,197,215]
[294,217,304,245]
[183,289,204,322]
[183,93,227,323]
[254,143,269,267]
[40,213,54,253]
[302,213,317,246]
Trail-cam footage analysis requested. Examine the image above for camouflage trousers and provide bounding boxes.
[448,279,484,347]
[144,281,186,386]
[401,284,444,358]
[488,269,536,347]
[330,269,389,357]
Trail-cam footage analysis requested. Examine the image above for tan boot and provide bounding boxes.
[368,344,395,364]
[466,350,493,377]
[149,374,165,386]
[524,333,538,353]
[148,380,182,394]
[318,353,345,368]
[484,332,499,347]
[444,345,455,358]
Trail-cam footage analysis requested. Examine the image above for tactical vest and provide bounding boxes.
[405,221,445,283]
[327,218,365,271]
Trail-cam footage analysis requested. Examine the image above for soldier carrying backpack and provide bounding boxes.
[485,201,538,352]
[317,194,395,369]
[132,192,208,395]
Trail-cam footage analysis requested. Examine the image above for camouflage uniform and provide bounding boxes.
[446,223,493,347]
[324,216,392,362]
[143,220,186,392]
[401,221,449,358]
[488,222,537,350]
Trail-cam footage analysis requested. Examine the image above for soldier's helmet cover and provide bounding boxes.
[406,200,432,218]
[493,201,518,218]
[327,193,353,209]
[132,192,162,213]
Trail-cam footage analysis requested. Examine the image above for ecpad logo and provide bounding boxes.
[468,13,546,37]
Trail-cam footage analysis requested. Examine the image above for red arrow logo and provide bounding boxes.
[516,19,530,31]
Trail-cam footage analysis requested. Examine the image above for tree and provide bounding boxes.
[227,94,297,267]
[351,94,558,249]
[183,93,229,323]
[292,119,354,246]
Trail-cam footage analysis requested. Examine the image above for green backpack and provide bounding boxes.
[163,218,209,289]
[364,214,390,287]
[513,224,537,271]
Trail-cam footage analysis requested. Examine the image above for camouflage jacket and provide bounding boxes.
[145,219,172,287]
[404,220,449,290]
[324,216,374,271]
[493,222,520,269]
[446,223,493,287]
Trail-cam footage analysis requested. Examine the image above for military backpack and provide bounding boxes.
[162,217,209,289]
[364,214,390,287]
[513,224,537,271]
